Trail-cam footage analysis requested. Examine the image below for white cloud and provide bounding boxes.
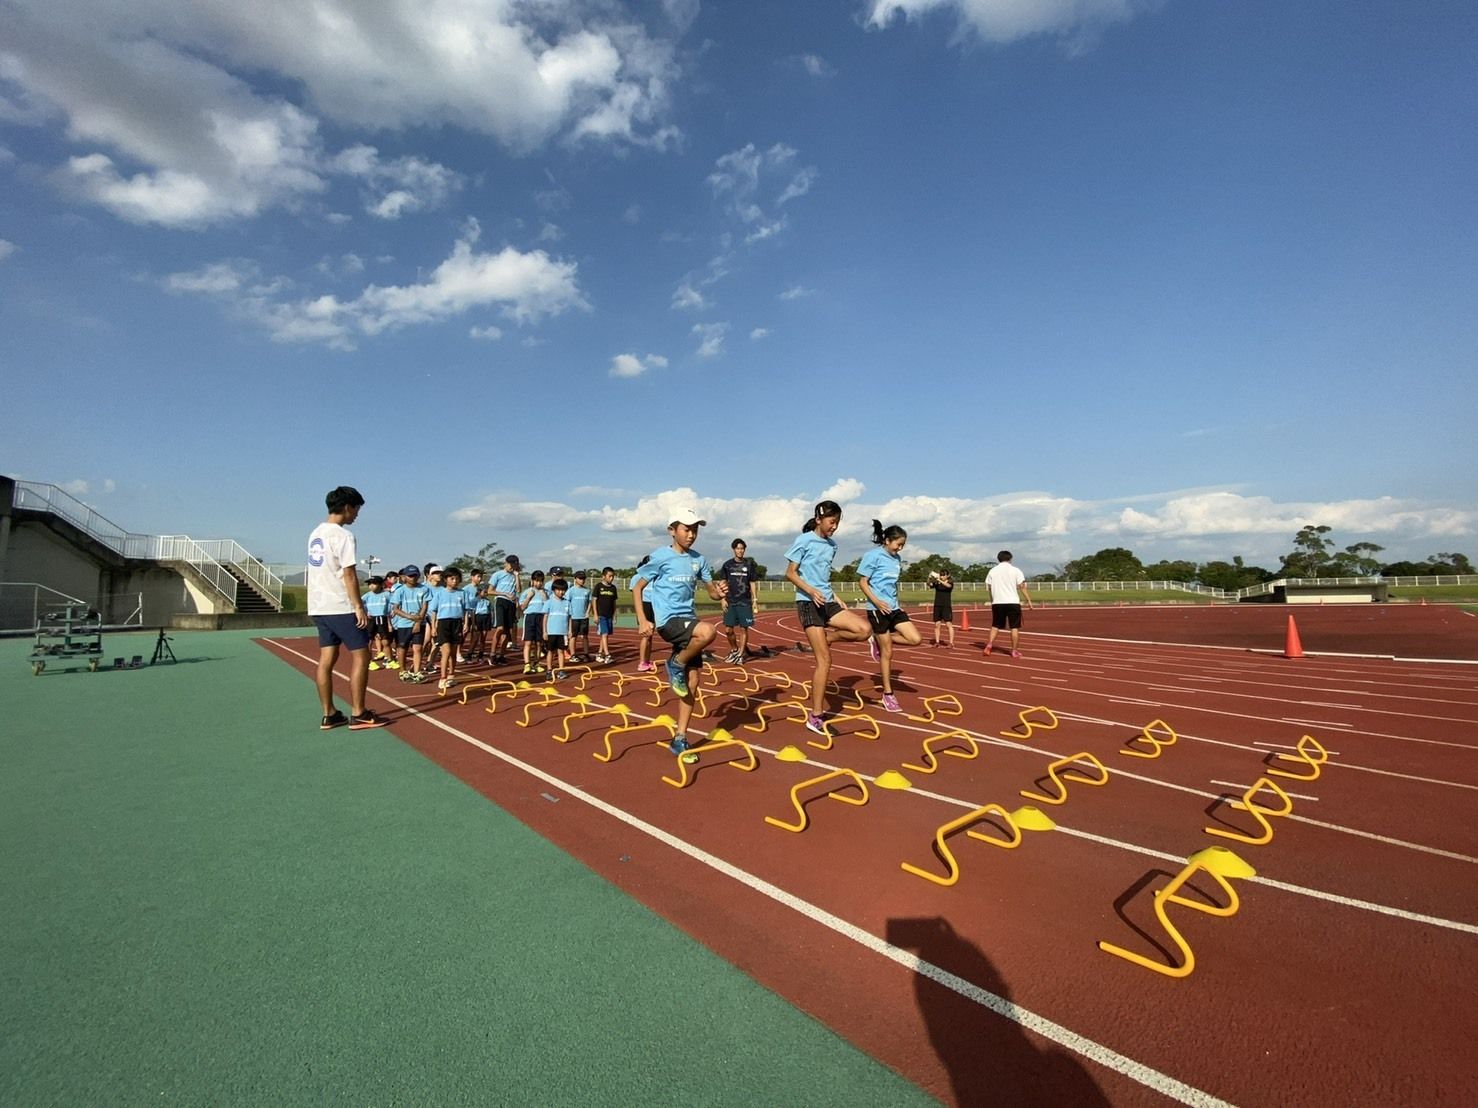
[4,0,686,226]
[622,203,642,223]
[707,142,817,243]
[0,239,18,262]
[798,54,836,78]
[449,493,588,529]
[821,478,867,504]
[779,284,814,300]
[750,327,769,340]
[671,281,706,310]
[691,321,728,358]
[469,325,503,341]
[865,0,1154,52]
[610,352,667,377]
[166,222,585,348]
[330,144,461,219]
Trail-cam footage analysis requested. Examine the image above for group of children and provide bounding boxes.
[358,558,624,694]
[356,503,1027,764]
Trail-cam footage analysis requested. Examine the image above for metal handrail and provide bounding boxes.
[151,535,238,606]
[194,539,284,607]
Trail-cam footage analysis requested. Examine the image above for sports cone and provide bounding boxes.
[1283,614,1305,659]
[962,609,970,631]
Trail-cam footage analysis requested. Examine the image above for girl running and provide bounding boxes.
[858,520,923,713]
[784,500,873,735]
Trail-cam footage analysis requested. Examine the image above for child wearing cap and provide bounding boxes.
[431,566,467,693]
[565,571,592,663]
[488,555,521,666]
[389,565,431,680]
[632,508,728,763]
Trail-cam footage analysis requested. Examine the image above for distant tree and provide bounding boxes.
[902,553,964,583]
[1064,547,1145,581]
[835,558,860,583]
[1197,556,1274,591]
[1331,541,1385,577]
[1279,524,1335,578]
[1029,572,1062,583]
[448,541,507,576]
[959,562,995,582]
[1433,551,1475,574]
[1143,559,1197,582]
[1380,552,1474,576]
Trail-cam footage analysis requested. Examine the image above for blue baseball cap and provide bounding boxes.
[401,564,420,576]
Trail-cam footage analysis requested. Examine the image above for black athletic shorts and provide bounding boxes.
[545,633,567,653]
[394,625,418,647]
[523,614,544,643]
[641,600,656,623]
[369,616,391,638]
[991,603,1023,630]
[571,618,590,637]
[435,617,463,645]
[867,608,912,635]
[473,612,492,631]
[657,616,698,654]
[796,599,844,630]
[494,597,517,632]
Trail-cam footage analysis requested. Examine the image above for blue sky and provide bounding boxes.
[3,0,1475,576]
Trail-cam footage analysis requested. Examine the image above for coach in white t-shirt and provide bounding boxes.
[307,486,385,731]
[984,551,1034,659]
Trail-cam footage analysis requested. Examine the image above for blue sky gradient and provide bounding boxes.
[3,0,1474,576]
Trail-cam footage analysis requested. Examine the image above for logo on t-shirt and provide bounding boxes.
[308,537,325,567]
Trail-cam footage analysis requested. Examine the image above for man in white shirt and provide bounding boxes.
[983,550,1034,659]
[307,486,386,730]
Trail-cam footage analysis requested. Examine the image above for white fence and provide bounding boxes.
[0,582,145,632]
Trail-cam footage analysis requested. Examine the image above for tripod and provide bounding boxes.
[150,627,177,665]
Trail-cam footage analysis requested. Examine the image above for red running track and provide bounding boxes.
[262,603,1478,1106]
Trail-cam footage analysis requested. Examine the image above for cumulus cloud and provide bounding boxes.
[3,0,686,226]
[329,144,461,219]
[691,321,728,358]
[671,281,707,310]
[449,493,588,529]
[166,221,585,348]
[610,352,668,378]
[469,325,504,341]
[866,0,1156,52]
[750,327,769,340]
[0,239,16,262]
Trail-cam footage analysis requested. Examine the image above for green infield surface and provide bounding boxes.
[0,629,933,1107]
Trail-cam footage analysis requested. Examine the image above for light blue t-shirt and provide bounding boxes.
[566,584,592,619]
[857,547,902,611]
[520,586,549,615]
[431,585,466,620]
[634,545,712,625]
[785,530,837,603]
[389,583,431,629]
[362,590,391,618]
[463,583,482,613]
[488,569,518,602]
[545,594,572,637]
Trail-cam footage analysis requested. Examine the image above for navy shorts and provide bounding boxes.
[796,599,843,630]
[394,625,418,647]
[314,613,369,651]
[723,602,754,628]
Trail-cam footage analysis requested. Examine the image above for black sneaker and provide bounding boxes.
[320,711,349,730]
[348,710,388,730]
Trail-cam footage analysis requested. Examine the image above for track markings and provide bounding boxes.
[1212,780,1319,802]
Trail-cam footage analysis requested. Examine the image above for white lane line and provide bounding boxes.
[1051,827,1478,937]
[1211,780,1319,802]
[1254,741,1343,755]
[1282,718,1355,729]
[265,638,1232,1108]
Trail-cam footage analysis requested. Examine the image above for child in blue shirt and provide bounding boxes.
[784,499,873,736]
[565,571,593,662]
[487,555,521,666]
[389,565,431,681]
[362,576,395,669]
[857,520,923,714]
[432,567,467,693]
[632,508,728,762]
[543,579,574,680]
[519,571,549,674]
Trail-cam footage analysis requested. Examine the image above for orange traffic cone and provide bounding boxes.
[1283,614,1305,659]
[962,609,970,631]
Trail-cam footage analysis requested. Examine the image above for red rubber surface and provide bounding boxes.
[263,603,1478,1106]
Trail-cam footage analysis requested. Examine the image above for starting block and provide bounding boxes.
[554,702,630,743]
[999,705,1058,740]
[1121,718,1178,759]
[804,711,880,750]
[901,729,979,774]
[764,768,869,833]
[660,729,758,788]
[906,694,963,725]
[594,714,677,763]
[900,804,1055,887]
[1266,734,1330,781]
[744,701,809,734]
[1204,777,1294,845]
[1098,846,1256,978]
[1019,752,1110,805]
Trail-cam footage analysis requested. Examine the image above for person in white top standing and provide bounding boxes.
[983,550,1034,659]
[307,486,386,730]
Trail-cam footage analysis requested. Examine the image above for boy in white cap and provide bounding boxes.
[632,508,728,762]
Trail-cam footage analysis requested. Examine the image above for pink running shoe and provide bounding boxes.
[982,644,992,656]
[881,693,902,713]
[637,661,655,672]
[1010,650,1022,658]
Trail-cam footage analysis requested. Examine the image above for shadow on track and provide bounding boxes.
[886,916,1110,1107]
